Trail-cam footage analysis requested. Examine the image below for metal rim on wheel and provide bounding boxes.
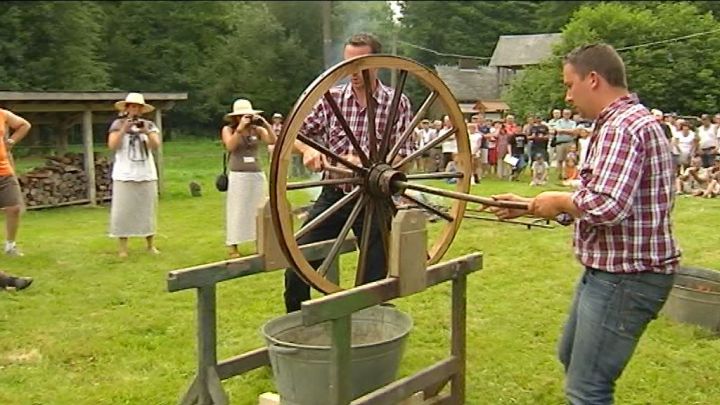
[270,54,471,294]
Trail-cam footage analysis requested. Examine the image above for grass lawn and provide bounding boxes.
[1,138,719,404]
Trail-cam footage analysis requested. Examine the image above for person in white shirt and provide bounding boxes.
[697,114,718,168]
[671,120,697,171]
[415,119,435,172]
[440,115,457,169]
[468,123,483,184]
[530,153,549,186]
[107,93,162,258]
[676,156,711,196]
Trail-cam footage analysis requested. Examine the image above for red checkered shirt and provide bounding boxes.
[298,80,415,160]
[571,94,681,274]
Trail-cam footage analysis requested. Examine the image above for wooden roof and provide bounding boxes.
[434,65,499,103]
[489,33,562,68]
[0,91,188,113]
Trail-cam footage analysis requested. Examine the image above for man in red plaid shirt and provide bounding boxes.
[491,44,680,404]
[284,33,414,313]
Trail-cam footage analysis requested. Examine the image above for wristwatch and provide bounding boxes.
[6,138,15,146]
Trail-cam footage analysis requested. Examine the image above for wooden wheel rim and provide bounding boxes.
[270,54,470,294]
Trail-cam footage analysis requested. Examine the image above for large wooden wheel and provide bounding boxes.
[269,54,526,294]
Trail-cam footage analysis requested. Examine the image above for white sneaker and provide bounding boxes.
[5,245,24,257]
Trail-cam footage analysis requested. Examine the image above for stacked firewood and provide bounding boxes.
[17,153,113,207]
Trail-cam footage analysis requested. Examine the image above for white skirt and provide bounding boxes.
[226,171,267,246]
[109,180,158,238]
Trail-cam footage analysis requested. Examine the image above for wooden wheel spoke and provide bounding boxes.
[318,195,368,277]
[323,92,370,167]
[406,172,464,181]
[270,54,473,294]
[379,69,408,160]
[294,188,362,241]
[387,91,439,164]
[400,192,454,222]
[298,134,365,173]
[375,198,393,264]
[354,199,374,286]
[396,181,530,210]
[394,127,457,169]
[362,69,378,162]
[287,177,361,191]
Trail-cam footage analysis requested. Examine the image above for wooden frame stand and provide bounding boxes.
[167,205,481,404]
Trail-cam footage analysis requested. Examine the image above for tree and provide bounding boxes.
[192,2,312,127]
[100,1,235,131]
[0,2,109,90]
[504,2,720,119]
[398,1,543,67]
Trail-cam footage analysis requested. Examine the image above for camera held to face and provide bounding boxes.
[245,115,264,127]
[119,111,144,128]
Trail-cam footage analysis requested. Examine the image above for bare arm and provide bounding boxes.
[4,109,31,146]
[221,126,241,152]
[108,119,130,151]
[258,119,277,145]
[145,129,161,151]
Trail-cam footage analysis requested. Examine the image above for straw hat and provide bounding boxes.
[114,92,155,114]
[225,99,263,121]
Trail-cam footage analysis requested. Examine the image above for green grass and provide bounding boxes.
[1,139,719,404]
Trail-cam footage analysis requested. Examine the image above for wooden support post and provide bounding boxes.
[330,315,352,405]
[450,274,467,401]
[257,199,289,270]
[154,109,164,196]
[82,109,97,206]
[193,285,228,405]
[388,209,427,296]
[326,257,340,285]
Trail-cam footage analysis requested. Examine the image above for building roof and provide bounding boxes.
[489,33,562,68]
[0,91,188,101]
[0,91,188,113]
[476,100,510,112]
[434,65,499,103]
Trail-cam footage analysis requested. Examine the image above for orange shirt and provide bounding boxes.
[0,111,12,176]
[565,166,579,180]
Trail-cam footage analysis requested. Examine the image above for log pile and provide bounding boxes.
[17,153,113,208]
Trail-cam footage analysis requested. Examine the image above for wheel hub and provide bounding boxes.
[366,164,407,197]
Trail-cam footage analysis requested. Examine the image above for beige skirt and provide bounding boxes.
[226,171,267,246]
[109,180,158,238]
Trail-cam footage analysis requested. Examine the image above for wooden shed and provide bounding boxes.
[489,33,562,93]
[0,91,187,207]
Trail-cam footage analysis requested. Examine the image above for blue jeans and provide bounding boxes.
[559,268,674,404]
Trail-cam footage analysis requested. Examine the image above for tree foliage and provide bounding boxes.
[2,1,719,136]
[398,1,543,67]
[0,2,109,90]
[504,2,720,120]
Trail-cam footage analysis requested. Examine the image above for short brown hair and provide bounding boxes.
[564,43,627,89]
[345,33,382,54]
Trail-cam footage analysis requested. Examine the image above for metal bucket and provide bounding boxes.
[663,266,720,334]
[262,305,413,404]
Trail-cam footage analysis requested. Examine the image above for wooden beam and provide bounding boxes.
[301,253,483,327]
[4,102,182,113]
[6,103,119,113]
[166,238,357,292]
[216,348,269,380]
[351,357,459,405]
[82,110,97,206]
[197,285,219,404]
[0,91,188,102]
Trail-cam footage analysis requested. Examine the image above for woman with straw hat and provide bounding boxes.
[221,98,276,258]
[107,92,162,258]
